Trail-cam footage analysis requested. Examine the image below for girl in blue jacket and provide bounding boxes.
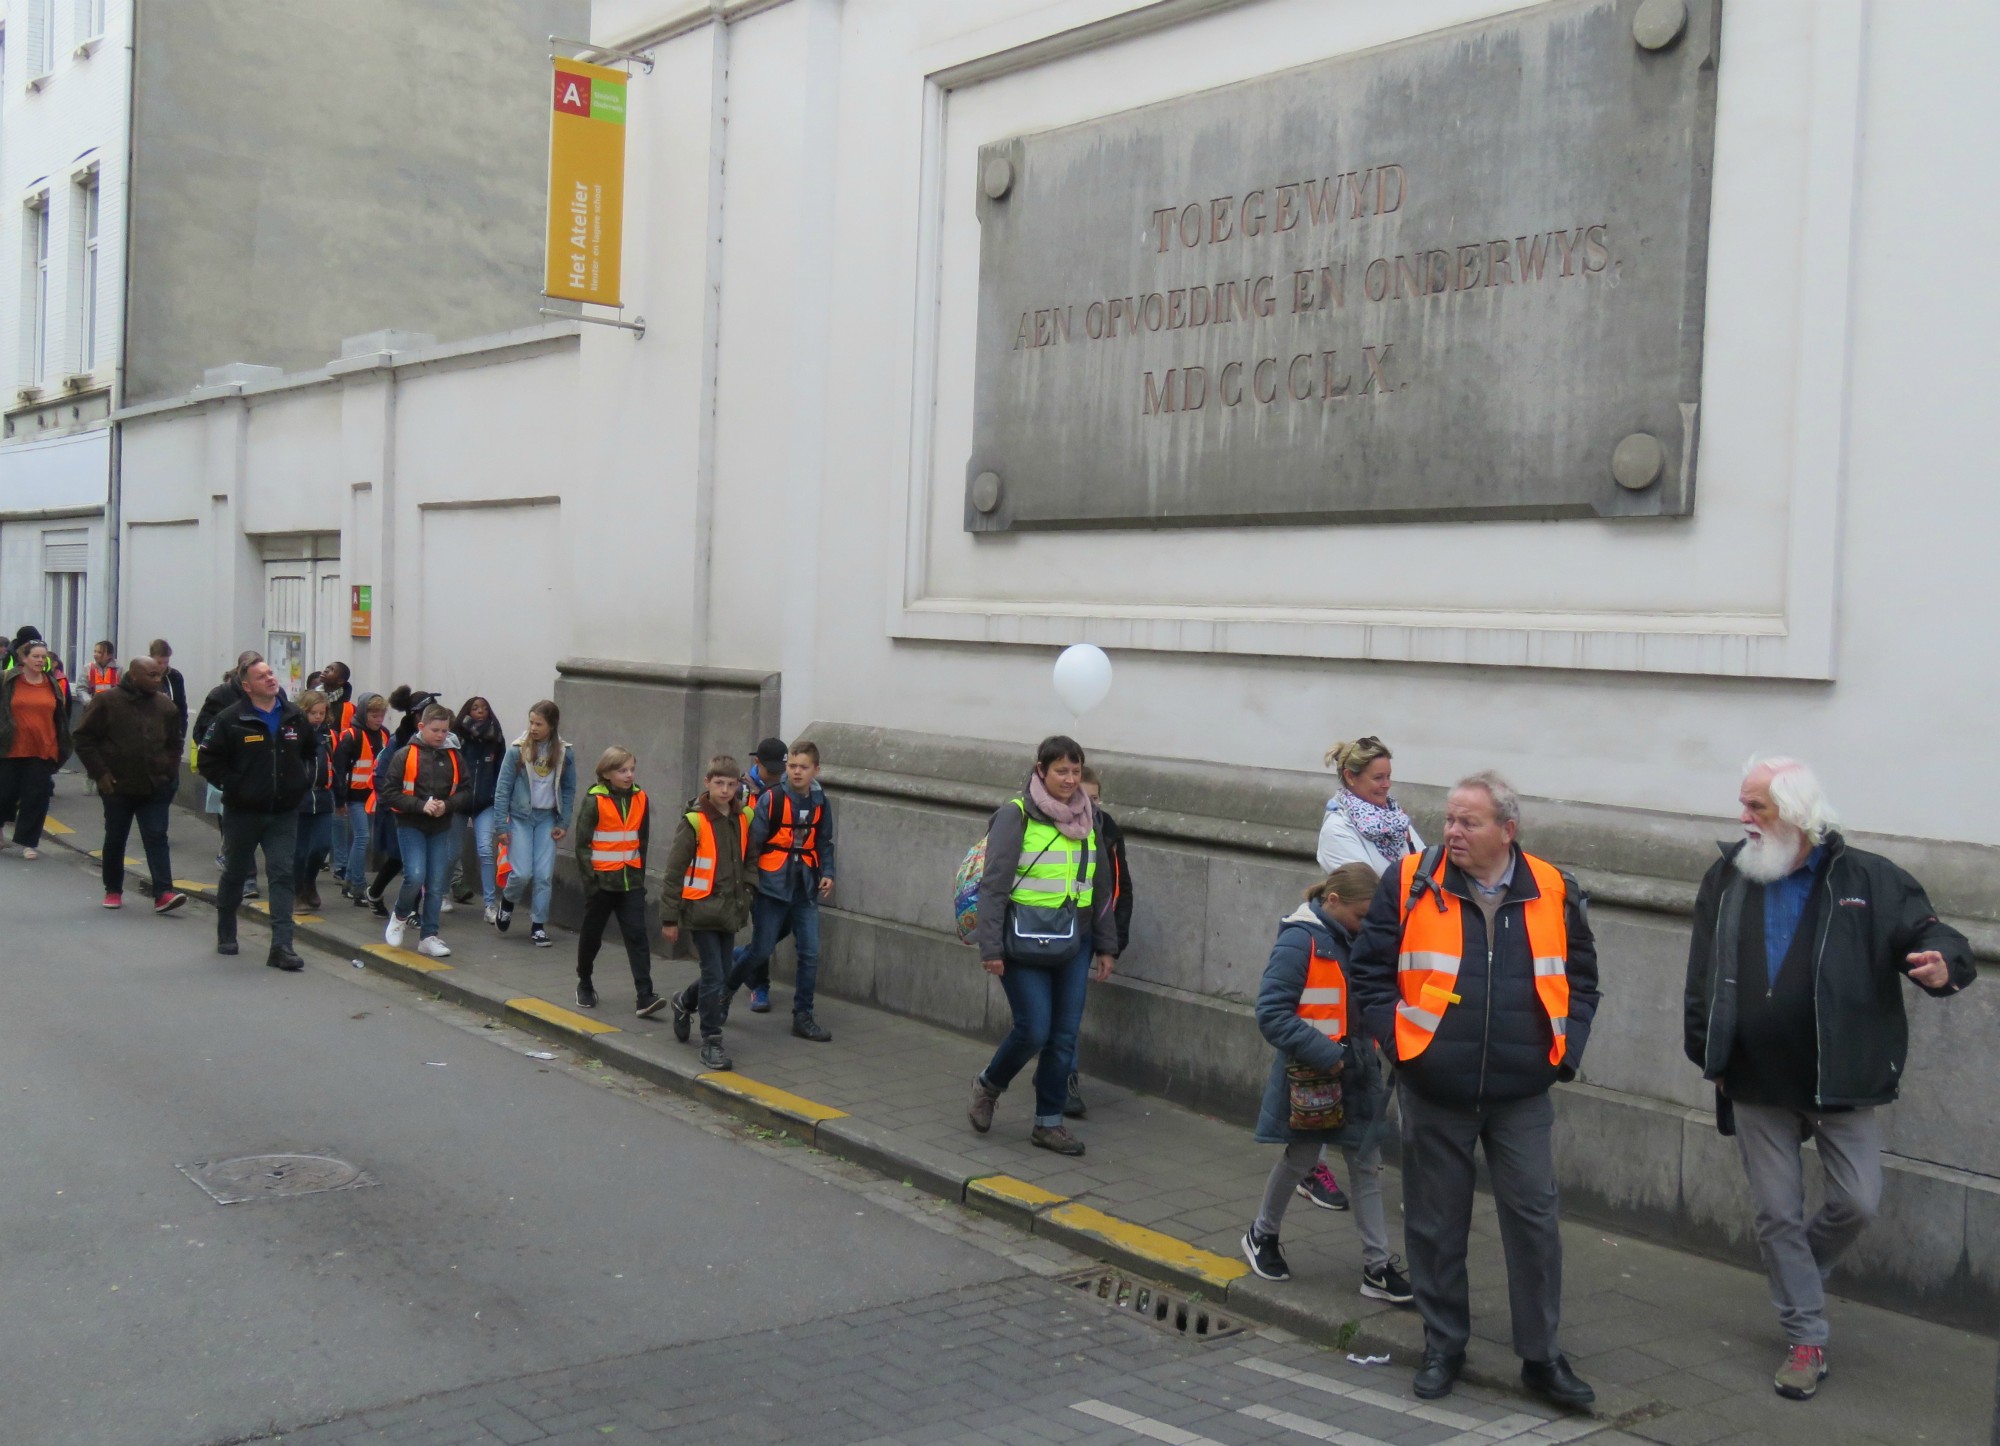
[1242,862,1411,1305]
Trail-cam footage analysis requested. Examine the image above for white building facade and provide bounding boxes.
[0,0,126,670]
[115,0,2000,1318]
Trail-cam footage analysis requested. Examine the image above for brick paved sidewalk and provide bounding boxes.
[41,775,1999,1446]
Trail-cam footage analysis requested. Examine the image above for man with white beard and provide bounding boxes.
[1684,757,1973,1403]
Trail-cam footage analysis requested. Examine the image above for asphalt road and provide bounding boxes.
[0,840,1020,1445]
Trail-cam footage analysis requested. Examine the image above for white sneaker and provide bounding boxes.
[483,905,498,925]
[417,935,451,959]
[440,898,456,913]
[384,913,408,949]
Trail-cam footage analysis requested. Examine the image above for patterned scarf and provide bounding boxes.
[1341,790,1413,861]
[1028,770,1097,841]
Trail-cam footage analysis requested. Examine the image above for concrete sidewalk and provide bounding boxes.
[39,774,1999,1446]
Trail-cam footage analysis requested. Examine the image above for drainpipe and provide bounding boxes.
[107,0,141,646]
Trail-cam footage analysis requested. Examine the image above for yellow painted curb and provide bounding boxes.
[967,1174,1069,1212]
[697,1073,848,1124]
[42,817,72,836]
[508,996,621,1035]
[171,879,208,893]
[363,943,455,974]
[1041,1203,1250,1289]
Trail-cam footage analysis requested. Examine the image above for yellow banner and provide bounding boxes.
[544,57,627,306]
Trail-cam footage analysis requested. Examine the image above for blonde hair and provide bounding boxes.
[1306,863,1380,908]
[296,689,329,715]
[596,745,635,781]
[1325,736,1392,780]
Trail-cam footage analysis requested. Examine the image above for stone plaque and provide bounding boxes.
[965,0,1718,532]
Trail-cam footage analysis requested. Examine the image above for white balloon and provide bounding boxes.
[1052,644,1113,716]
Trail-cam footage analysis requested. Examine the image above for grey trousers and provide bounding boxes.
[1399,1084,1562,1362]
[1732,1101,1883,1346]
[1254,1138,1392,1270]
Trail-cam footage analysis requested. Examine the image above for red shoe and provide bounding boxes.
[102,892,122,909]
[153,890,188,915]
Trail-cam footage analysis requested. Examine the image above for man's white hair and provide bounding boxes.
[1745,755,1839,844]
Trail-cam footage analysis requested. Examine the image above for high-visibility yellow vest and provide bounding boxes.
[1007,800,1097,909]
[1393,849,1571,1066]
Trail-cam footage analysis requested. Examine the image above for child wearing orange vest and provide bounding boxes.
[661,756,752,1071]
[571,746,661,1018]
[1241,864,1409,1305]
[81,640,119,702]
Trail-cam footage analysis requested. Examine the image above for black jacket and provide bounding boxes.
[1099,807,1135,955]
[452,719,506,813]
[192,680,243,755]
[1684,832,1974,1110]
[74,678,180,796]
[297,723,338,816]
[162,667,188,749]
[1348,846,1601,1110]
[375,740,472,836]
[197,696,315,813]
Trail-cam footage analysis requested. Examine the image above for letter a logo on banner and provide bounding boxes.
[545,58,626,306]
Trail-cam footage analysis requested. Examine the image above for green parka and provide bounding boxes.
[659,792,753,933]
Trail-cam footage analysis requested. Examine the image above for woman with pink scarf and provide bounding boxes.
[966,735,1120,1156]
[1297,735,1427,1218]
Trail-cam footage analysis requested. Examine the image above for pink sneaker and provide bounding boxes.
[102,892,122,909]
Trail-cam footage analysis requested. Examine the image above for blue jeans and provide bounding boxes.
[294,807,336,888]
[501,809,559,923]
[468,806,498,908]
[343,800,372,886]
[332,805,350,877]
[981,943,1092,1127]
[393,825,455,938]
[727,891,822,1016]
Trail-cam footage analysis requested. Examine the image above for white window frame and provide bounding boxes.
[23,191,50,384]
[27,0,53,81]
[71,169,97,374]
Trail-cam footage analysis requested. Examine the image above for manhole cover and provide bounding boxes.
[178,1153,378,1205]
[1063,1268,1244,1342]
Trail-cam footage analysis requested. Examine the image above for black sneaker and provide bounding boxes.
[242,880,260,899]
[495,897,514,933]
[636,994,667,1018]
[530,924,551,947]
[1241,1228,1290,1282]
[699,1040,732,1071]
[1296,1162,1350,1211]
[349,887,371,908]
[791,1013,831,1042]
[670,984,694,1043]
[575,981,599,1009]
[369,894,389,918]
[1361,1257,1415,1304]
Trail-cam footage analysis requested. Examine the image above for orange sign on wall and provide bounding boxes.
[544,58,627,306]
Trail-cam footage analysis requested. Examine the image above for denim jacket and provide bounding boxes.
[493,740,576,833]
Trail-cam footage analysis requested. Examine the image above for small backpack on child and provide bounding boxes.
[952,837,987,944]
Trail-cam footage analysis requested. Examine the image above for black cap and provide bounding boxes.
[753,736,788,766]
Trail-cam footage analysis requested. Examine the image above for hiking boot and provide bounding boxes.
[1360,1256,1415,1305]
[216,913,238,956]
[968,1075,999,1134]
[153,890,187,915]
[1241,1228,1290,1282]
[1773,1344,1827,1401]
[1063,1070,1087,1118]
[699,1039,732,1071]
[671,984,695,1042]
[1030,1124,1086,1156]
[1413,1352,1464,1401]
[266,945,305,972]
[749,985,771,1013]
[1298,1162,1349,1211]
[791,1012,831,1042]
[1521,1356,1595,1410]
[575,981,599,1010]
[636,994,667,1019]
[102,892,122,909]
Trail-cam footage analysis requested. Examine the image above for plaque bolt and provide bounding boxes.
[981,157,1014,201]
[1612,433,1666,491]
[1632,0,1687,51]
[971,470,1003,513]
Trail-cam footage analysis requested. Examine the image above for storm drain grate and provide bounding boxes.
[178,1153,379,1205]
[1063,1268,1245,1342]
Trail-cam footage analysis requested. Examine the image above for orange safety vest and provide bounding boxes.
[1296,939,1349,1043]
[401,742,460,799]
[1394,849,1572,1066]
[344,728,383,809]
[86,663,118,691]
[587,788,649,872]
[682,808,750,899]
[757,791,822,874]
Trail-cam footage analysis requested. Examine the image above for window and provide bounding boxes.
[75,0,105,43]
[72,172,97,373]
[28,0,53,78]
[23,195,49,383]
